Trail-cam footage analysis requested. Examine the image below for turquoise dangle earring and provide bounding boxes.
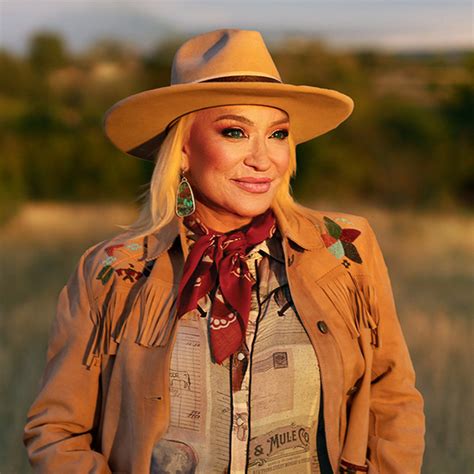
[175,170,195,217]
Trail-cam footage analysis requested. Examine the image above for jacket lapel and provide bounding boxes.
[273,203,345,471]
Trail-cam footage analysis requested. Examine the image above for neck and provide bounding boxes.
[193,201,253,233]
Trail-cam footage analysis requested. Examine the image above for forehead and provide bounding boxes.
[194,104,289,121]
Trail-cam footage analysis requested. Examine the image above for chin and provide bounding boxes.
[229,201,273,218]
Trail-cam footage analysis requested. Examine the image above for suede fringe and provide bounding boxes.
[319,270,380,348]
[84,289,131,368]
[83,282,179,369]
[134,282,179,348]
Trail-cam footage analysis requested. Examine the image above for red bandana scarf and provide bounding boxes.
[175,208,277,364]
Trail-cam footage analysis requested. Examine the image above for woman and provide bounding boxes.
[24,29,425,473]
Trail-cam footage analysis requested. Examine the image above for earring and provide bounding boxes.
[175,170,195,217]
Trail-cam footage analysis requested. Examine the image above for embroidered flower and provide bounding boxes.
[97,265,114,285]
[334,216,354,225]
[104,244,124,256]
[321,216,363,264]
[96,255,155,286]
[126,242,142,251]
[102,256,117,266]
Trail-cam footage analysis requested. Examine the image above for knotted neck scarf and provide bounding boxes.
[175,208,277,364]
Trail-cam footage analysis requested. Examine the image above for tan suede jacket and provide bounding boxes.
[24,203,425,473]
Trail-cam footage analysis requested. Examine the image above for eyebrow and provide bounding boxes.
[213,114,289,127]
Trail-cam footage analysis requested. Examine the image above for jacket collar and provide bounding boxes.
[142,202,324,262]
[271,202,324,251]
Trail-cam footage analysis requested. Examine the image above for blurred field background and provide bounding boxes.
[0,1,473,472]
[1,27,473,221]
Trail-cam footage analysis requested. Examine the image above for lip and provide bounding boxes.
[232,177,273,194]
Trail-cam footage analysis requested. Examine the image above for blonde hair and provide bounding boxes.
[119,109,303,239]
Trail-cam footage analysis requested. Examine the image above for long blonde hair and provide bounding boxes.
[119,109,303,239]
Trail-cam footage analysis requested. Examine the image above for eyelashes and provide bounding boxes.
[272,129,289,140]
[220,127,289,140]
[221,127,245,139]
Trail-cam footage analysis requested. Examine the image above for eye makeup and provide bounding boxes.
[220,127,246,139]
[218,126,289,140]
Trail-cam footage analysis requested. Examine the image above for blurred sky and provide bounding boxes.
[0,0,472,54]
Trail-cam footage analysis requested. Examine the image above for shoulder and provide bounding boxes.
[296,204,370,231]
[76,231,153,302]
[293,204,380,269]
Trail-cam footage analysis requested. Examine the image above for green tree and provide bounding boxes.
[28,31,68,75]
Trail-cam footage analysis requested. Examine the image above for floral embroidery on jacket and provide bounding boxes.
[96,241,148,285]
[97,264,115,285]
[321,216,363,264]
[104,242,143,256]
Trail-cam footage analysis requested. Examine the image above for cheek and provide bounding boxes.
[192,140,240,178]
[274,148,291,178]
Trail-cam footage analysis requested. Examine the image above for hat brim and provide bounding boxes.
[103,82,354,160]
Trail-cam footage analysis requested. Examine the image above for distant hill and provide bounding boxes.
[2,1,472,56]
[2,3,176,55]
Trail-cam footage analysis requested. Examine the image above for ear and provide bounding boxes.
[181,151,190,173]
[181,139,190,172]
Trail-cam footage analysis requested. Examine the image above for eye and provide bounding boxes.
[271,129,289,140]
[221,127,246,139]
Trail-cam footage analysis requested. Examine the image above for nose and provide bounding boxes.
[243,136,271,171]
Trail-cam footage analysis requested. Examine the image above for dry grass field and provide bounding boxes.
[0,202,472,473]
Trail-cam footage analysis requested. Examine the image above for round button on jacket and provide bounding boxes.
[317,320,329,334]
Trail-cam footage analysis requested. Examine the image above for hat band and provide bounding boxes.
[199,75,282,84]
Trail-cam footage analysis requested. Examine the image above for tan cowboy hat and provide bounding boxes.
[103,28,354,160]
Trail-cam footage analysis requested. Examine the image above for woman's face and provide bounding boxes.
[182,104,291,231]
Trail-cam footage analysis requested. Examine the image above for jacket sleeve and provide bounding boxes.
[364,219,425,473]
[23,246,112,474]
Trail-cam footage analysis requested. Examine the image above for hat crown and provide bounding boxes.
[171,29,282,84]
